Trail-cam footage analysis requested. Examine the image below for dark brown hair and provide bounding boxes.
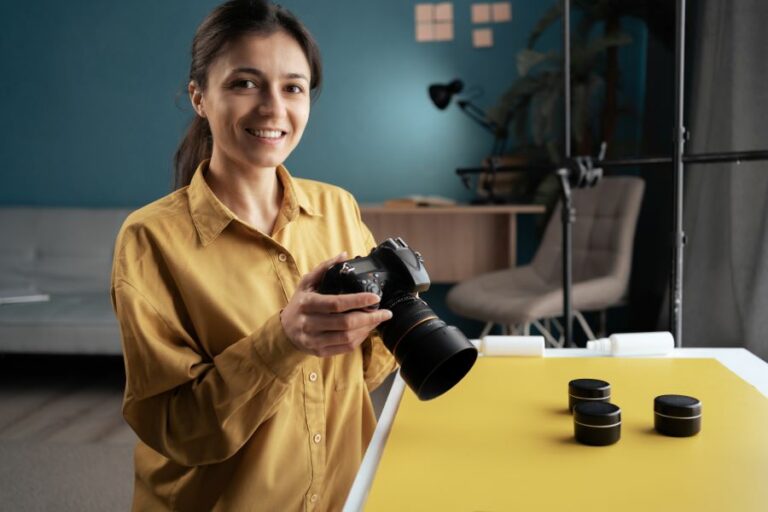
[173,0,323,188]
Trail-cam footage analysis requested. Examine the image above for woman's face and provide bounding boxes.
[192,30,312,172]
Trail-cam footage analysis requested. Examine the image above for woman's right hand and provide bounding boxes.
[280,253,393,357]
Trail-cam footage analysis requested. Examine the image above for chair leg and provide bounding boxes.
[533,319,561,348]
[550,317,565,346]
[599,309,608,337]
[575,311,597,341]
[479,322,494,339]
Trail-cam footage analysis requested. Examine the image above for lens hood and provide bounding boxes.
[399,325,478,401]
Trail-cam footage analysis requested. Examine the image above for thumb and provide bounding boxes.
[298,251,348,291]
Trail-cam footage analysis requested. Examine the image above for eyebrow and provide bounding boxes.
[230,67,309,82]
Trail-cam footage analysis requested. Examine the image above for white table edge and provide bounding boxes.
[343,347,768,512]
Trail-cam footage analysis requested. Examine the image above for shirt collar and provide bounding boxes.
[277,164,320,219]
[188,160,319,246]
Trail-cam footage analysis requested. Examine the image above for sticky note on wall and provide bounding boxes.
[471,3,491,23]
[434,21,454,41]
[473,28,493,48]
[435,2,453,21]
[492,2,512,22]
[415,3,434,22]
[416,22,434,42]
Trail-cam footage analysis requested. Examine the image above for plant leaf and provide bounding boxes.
[517,49,558,77]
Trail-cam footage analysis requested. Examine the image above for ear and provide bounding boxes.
[188,80,206,118]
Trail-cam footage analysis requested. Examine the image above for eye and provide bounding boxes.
[285,84,305,94]
[233,79,257,89]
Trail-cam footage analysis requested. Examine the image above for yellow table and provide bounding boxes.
[347,349,768,511]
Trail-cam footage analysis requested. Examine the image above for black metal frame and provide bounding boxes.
[456,0,768,346]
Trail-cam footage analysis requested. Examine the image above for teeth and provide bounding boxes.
[247,129,283,139]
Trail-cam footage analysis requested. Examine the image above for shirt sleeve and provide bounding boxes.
[112,278,308,467]
[350,200,398,392]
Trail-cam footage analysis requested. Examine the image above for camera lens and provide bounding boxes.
[379,293,477,401]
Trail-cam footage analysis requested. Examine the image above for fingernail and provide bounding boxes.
[382,310,393,320]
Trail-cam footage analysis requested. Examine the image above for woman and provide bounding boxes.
[110,1,396,510]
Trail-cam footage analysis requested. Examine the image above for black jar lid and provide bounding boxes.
[569,378,611,399]
[573,401,621,426]
[654,394,702,418]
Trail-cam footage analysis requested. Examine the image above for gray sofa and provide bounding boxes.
[0,208,130,354]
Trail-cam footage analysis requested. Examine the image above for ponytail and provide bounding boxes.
[174,116,212,189]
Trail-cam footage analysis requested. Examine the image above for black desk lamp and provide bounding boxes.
[428,79,508,156]
[429,79,510,202]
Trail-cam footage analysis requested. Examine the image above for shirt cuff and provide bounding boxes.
[250,312,308,381]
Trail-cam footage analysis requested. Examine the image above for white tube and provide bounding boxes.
[481,336,545,357]
[586,331,674,356]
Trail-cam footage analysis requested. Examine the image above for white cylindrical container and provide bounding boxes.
[586,331,674,356]
[481,336,545,357]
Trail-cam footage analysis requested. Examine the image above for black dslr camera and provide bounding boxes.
[319,237,477,400]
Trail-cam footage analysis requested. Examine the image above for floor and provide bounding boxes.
[0,354,134,511]
[0,354,133,445]
[0,353,392,511]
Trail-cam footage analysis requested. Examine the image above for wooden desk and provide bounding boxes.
[360,205,545,283]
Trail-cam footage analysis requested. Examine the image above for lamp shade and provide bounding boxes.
[428,79,464,110]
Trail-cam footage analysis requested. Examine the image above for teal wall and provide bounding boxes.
[0,0,645,208]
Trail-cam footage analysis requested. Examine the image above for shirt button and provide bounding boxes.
[278,253,287,262]
[308,372,318,382]
[313,433,322,444]
[310,494,319,503]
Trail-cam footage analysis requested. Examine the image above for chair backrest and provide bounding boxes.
[531,176,645,292]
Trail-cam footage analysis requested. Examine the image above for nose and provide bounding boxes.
[257,85,286,118]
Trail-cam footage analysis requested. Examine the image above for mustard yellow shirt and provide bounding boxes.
[110,161,396,511]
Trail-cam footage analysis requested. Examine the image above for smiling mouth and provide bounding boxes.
[245,128,287,139]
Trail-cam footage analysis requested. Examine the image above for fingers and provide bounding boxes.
[301,292,382,314]
[284,252,395,358]
[282,300,391,358]
[306,308,392,332]
[297,252,348,291]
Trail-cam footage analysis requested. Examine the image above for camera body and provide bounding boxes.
[319,237,477,401]
[318,237,429,305]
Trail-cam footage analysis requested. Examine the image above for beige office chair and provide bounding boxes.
[446,176,645,347]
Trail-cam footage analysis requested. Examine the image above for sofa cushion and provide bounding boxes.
[0,208,131,294]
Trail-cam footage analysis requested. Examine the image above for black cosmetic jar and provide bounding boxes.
[568,378,611,412]
[654,394,702,437]
[573,402,621,446]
